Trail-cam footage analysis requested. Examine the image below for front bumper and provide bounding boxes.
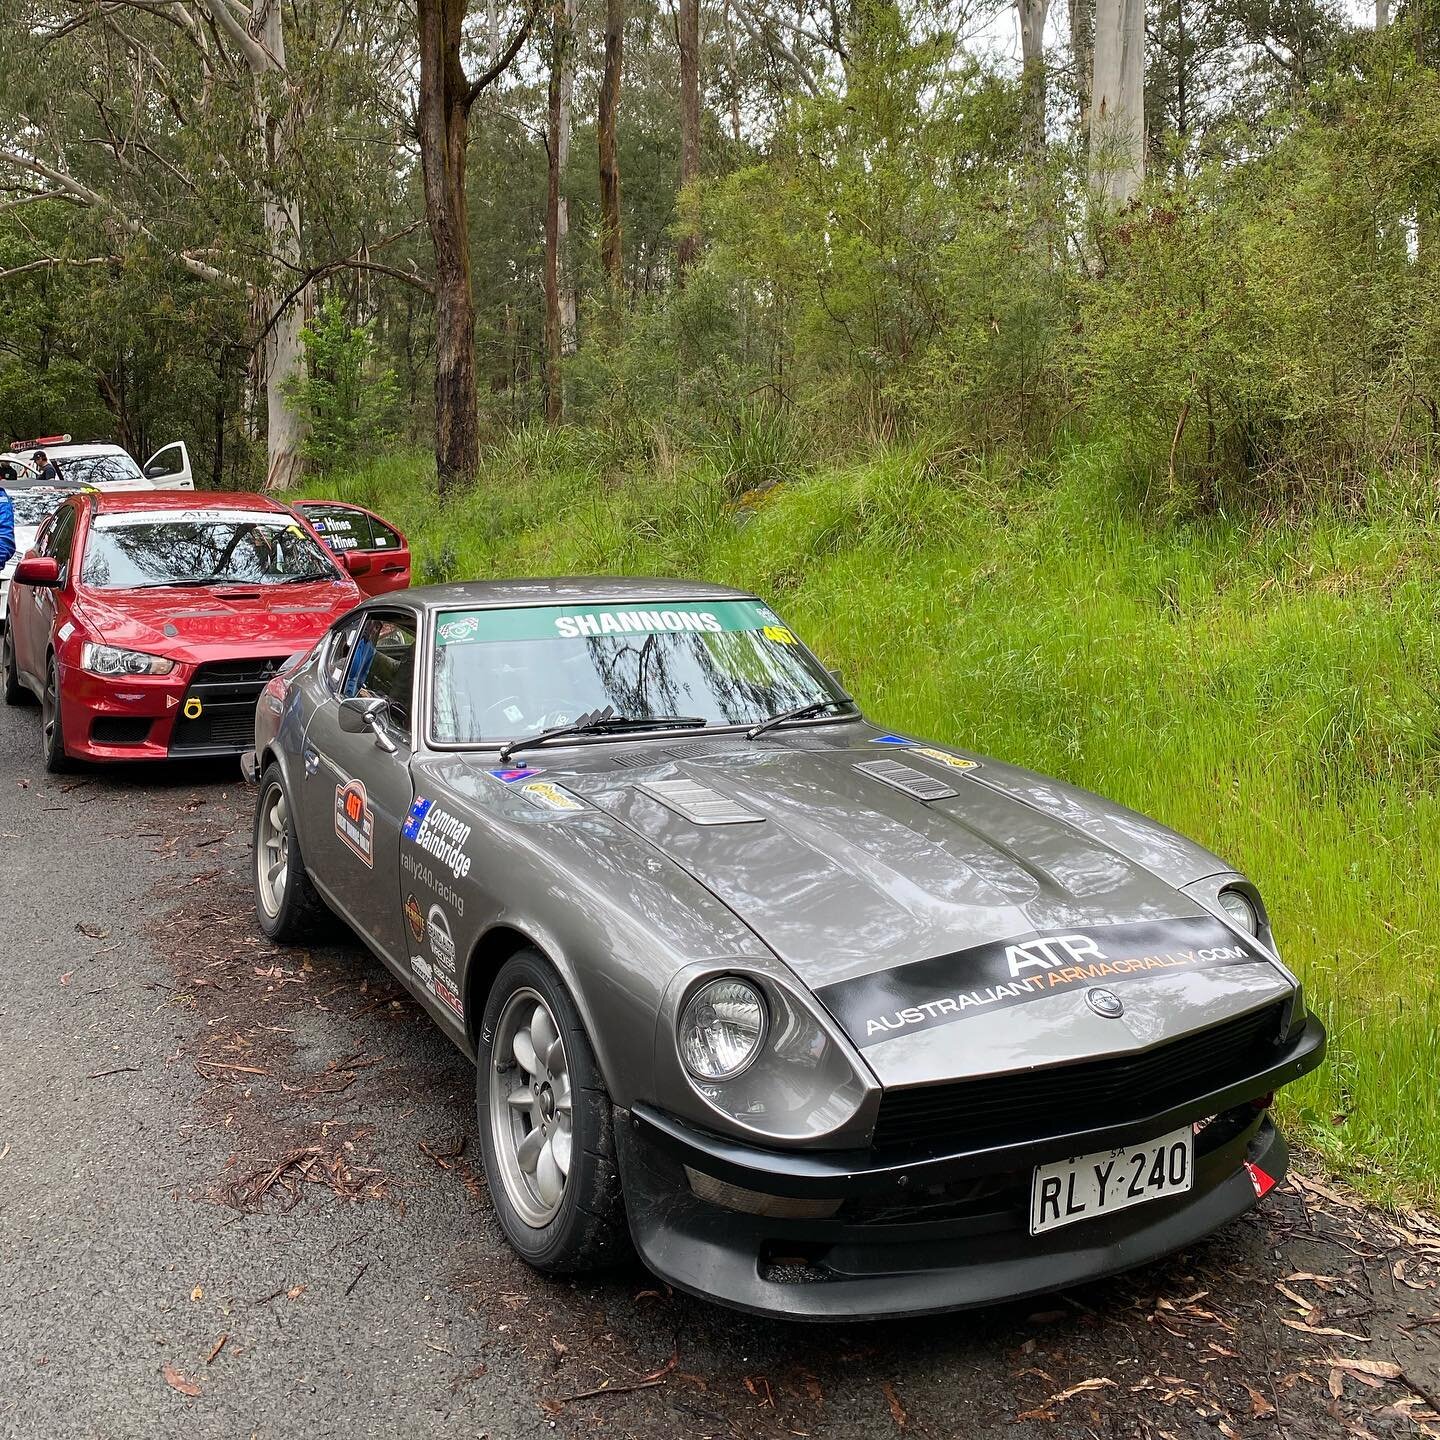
[616,1014,1324,1321]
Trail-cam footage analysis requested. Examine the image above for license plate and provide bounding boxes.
[1030,1126,1193,1235]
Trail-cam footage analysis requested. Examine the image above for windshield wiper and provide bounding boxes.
[498,707,706,764]
[746,695,855,741]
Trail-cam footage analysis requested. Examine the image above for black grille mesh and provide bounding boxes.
[871,1002,1285,1153]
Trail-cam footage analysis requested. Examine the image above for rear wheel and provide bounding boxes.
[477,949,628,1273]
[253,763,325,941]
[41,656,72,772]
[2,627,27,706]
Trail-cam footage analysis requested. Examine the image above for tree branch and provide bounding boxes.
[0,147,242,289]
[0,256,119,281]
[463,0,544,110]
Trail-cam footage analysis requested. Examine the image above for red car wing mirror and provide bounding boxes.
[14,556,61,587]
[340,551,374,577]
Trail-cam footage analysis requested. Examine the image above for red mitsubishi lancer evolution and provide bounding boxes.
[2,491,362,770]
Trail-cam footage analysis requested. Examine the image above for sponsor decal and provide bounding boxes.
[521,781,585,813]
[405,800,472,879]
[183,696,204,720]
[437,615,480,645]
[401,850,466,916]
[57,621,75,642]
[815,916,1271,1048]
[329,535,360,551]
[404,894,425,944]
[426,903,457,975]
[488,766,540,784]
[433,598,797,647]
[411,955,435,991]
[870,734,914,746]
[434,973,464,1021]
[333,778,375,866]
[310,517,328,531]
[165,695,178,709]
[911,746,977,772]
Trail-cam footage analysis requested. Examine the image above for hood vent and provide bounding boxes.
[611,740,717,770]
[635,778,764,825]
[854,757,958,802]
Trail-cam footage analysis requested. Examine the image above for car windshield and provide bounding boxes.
[10,489,71,525]
[80,509,340,589]
[48,453,143,486]
[430,599,842,745]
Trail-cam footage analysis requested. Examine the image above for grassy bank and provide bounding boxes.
[302,434,1440,1205]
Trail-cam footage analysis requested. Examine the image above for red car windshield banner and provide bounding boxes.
[814,916,1268,1048]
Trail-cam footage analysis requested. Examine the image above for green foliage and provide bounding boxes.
[287,296,398,472]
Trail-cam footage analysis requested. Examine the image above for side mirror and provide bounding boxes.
[143,463,166,479]
[341,552,374,577]
[338,694,396,753]
[14,556,60,588]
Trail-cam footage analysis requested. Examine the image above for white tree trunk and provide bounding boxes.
[1375,0,1389,26]
[1017,0,1049,157]
[249,0,308,489]
[1089,0,1145,209]
[558,0,578,357]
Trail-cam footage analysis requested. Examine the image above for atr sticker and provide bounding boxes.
[405,799,472,879]
[334,779,374,866]
[816,916,1270,1047]
[404,894,426,944]
[521,781,585,813]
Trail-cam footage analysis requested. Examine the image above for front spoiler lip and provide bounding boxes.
[632,1013,1324,1197]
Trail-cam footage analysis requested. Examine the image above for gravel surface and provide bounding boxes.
[1,698,1437,1440]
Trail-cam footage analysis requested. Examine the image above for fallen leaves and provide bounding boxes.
[1016,1376,1116,1421]
[205,1334,229,1365]
[882,1380,907,1429]
[161,1362,200,1398]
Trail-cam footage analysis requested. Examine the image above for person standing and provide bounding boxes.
[32,450,59,483]
[0,465,15,571]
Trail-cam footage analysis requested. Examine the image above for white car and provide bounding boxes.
[7,435,193,491]
[0,486,76,626]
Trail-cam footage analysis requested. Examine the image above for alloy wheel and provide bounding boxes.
[489,987,573,1227]
[256,782,289,919]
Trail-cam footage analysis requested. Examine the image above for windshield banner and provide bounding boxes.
[435,600,792,647]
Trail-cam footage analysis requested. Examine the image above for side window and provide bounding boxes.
[41,506,78,572]
[343,614,417,740]
[305,505,373,552]
[368,519,401,552]
[325,618,364,695]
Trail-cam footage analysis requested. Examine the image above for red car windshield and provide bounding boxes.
[80,510,340,589]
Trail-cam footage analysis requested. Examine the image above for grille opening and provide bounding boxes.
[872,1002,1286,1154]
[759,1242,833,1285]
[167,656,282,754]
[90,716,153,746]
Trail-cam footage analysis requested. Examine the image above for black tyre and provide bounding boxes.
[41,655,72,773]
[253,762,326,941]
[476,949,628,1273]
[2,626,28,706]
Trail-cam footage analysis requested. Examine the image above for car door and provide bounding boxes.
[300,607,419,968]
[141,441,193,490]
[298,504,410,597]
[357,511,411,594]
[13,502,78,684]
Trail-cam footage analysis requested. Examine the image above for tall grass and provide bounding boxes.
[304,437,1440,1205]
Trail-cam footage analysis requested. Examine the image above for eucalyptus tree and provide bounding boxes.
[0,0,419,485]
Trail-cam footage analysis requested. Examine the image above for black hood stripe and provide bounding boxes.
[814,916,1269,1048]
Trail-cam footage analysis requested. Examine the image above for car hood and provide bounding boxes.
[74,580,357,662]
[563,733,1294,1085]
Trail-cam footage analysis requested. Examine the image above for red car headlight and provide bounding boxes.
[80,642,176,677]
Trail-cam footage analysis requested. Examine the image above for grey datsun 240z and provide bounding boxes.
[245,577,1324,1320]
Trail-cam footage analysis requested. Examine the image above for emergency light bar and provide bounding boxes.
[9,434,71,451]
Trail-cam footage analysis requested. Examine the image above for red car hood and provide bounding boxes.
[74,580,358,663]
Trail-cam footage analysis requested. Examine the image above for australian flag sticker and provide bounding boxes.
[402,795,433,840]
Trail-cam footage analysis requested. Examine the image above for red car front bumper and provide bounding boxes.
[58,654,281,761]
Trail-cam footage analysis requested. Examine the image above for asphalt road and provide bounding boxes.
[1,696,1437,1440]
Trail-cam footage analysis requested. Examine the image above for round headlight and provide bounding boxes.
[1219,889,1259,936]
[679,978,768,1082]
